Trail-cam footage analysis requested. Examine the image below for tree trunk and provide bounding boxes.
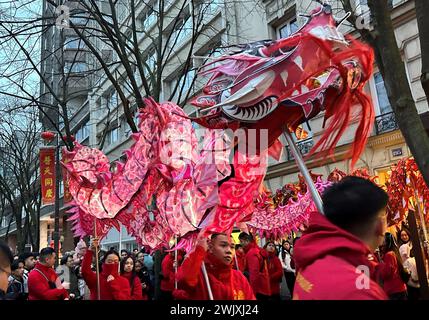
[407,210,429,299]
[415,0,429,102]
[367,0,429,187]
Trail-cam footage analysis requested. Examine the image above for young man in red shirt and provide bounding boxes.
[28,247,69,300]
[293,177,388,300]
[176,233,255,300]
[239,232,271,300]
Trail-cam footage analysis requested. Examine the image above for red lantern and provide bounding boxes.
[41,131,56,143]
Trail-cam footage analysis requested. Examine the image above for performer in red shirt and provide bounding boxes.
[81,238,131,300]
[234,244,246,273]
[176,233,255,300]
[239,232,271,299]
[160,249,185,300]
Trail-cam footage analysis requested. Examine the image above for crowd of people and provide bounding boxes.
[0,177,426,300]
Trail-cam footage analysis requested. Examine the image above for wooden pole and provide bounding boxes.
[174,236,178,290]
[94,219,100,300]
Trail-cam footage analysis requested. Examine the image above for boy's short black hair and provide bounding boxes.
[322,176,388,232]
[238,232,253,242]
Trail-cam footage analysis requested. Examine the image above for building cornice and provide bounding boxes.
[366,129,403,147]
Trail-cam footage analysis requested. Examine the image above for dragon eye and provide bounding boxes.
[347,66,362,90]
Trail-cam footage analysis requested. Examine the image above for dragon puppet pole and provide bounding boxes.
[201,262,214,300]
[174,235,178,290]
[283,129,324,215]
[94,218,101,300]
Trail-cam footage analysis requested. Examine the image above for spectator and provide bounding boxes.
[73,239,87,265]
[399,244,420,300]
[176,233,255,300]
[7,260,26,300]
[379,232,408,300]
[137,249,154,298]
[398,228,411,247]
[76,266,90,300]
[120,255,144,300]
[143,250,154,281]
[279,240,296,296]
[293,177,388,300]
[18,251,35,295]
[56,254,80,299]
[133,248,139,257]
[81,238,131,300]
[264,241,283,300]
[120,249,129,260]
[239,232,270,300]
[27,247,69,300]
[0,240,13,300]
[134,260,151,299]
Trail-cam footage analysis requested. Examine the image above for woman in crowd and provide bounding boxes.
[264,241,283,300]
[82,238,131,300]
[379,233,408,300]
[399,244,420,300]
[120,255,145,300]
[56,254,80,299]
[279,240,296,296]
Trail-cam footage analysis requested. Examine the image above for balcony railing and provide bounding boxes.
[375,111,399,135]
[286,138,314,161]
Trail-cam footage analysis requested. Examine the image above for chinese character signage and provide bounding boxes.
[61,148,73,203]
[40,147,56,205]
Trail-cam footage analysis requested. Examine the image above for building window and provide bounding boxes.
[106,127,119,145]
[168,68,196,102]
[117,0,129,23]
[181,69,195,96]
[196,0,221,15]
[107,90,118,109]
[142,2,158,31]
[144,49,157,77]
[171,16,192,47]
[64,62,87,73]
[374,72,392,115]
[69,11,88,25]
[277,17,299,39]
[75,120,90,142]
[64,36,85,50]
